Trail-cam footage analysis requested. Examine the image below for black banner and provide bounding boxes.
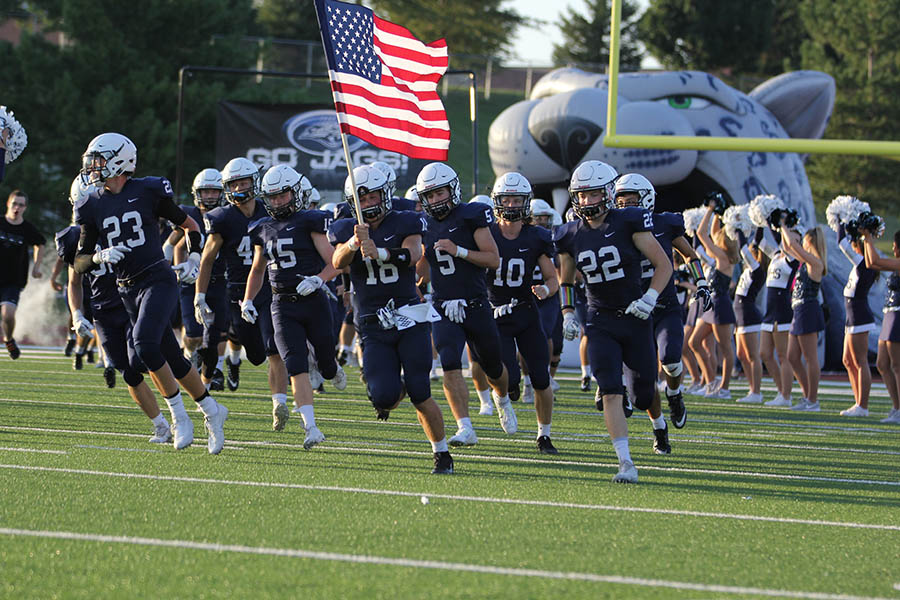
[215,101,428,194]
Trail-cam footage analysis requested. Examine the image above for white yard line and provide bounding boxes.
[1,467,899,533]
[0,447,67,455]
[0,527,892,599]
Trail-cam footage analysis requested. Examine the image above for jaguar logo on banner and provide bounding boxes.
[216,101,427,192]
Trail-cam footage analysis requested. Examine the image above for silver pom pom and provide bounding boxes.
[0,106,27,164]
[682,207,707,237]
[723,204,754,241]
[748,195,784,228]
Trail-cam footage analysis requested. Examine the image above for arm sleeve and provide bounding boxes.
[156,195,189,226]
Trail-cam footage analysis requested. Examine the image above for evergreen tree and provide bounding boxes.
[552,0,642,71]
[800,0,900,216]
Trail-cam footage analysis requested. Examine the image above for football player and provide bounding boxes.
[555,161,672,483]
[329,164,453,474]
[195,157,289,429]
[614,174,712,452]
[416,162,516,446]
[73,133,228,454]
[243,164,346,448]
[488,173,560,454]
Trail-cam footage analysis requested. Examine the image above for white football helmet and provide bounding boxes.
[469,194,492,205]
[320,202,338,218]
[308,186,321,207]
[530,198,560,229]
[404,185,418,201]
[615,173,656,212]
[69,176,99,207]
[80,133,137,185]
[568,160,618,220]
[416,162,461,219]
[491,172,533,222]
[191,168,224,211]
[370,161,397,199]
[261,164,310,219]
[221,157,261,205]
[344,164,392,221]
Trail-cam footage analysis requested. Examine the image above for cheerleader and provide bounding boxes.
[782,224,828,411]
[689,202,737,399]
[860,228,900,423]
[837,224,877,416]
[757,227,803,407]
[732,229,767,403]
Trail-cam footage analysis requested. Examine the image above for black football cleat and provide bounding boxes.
[209,368,225,392]
[667,391,687,429]
[86,350,95,364]
[103,366,116,389]
[622,391,634,418]
[653,424,672,455]
[63,337,76,357]
[225,358,240,391]
[337,349,349,366]
[537,436,558,455]
[73,352,84,370]
[580,375,591,392]
[431,451,454,474]
[375,408,390,421]
[6,338,20,360]
[594,387,603,414]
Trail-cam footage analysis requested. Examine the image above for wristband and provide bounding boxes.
[559,283,576,310]
[535,284,550,298]
[347,237,360,251]
[377,247,390,262]
[162,241,175,263]
[687,258,705,283]
[386,247,412,267]
[186,230,203,255]
[455,246,469,260]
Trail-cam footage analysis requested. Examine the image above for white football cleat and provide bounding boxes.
[204,402,228,455]
[736,392,763,404]
[478,399,494,415]
[331,365,347,391]
[493,393,518,434]
[521,384,535,404]
[149,423,172,444]
[549,377,560,393]
[172,416,194,450]
[880,408,900,424]
[303,426,325,449]
[448,426,478,447]
[309,364,324,390]
[272,403,290,431]
[613,460,638,483]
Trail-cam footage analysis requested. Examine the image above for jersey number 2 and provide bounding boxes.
[578,246,625,284]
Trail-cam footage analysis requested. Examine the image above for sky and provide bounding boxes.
[507,0,652,67]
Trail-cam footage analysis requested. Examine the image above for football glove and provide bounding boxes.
[173,252,201,285]
[492,298,518,319]
[240,299,258,324]
[625,293,656,320]
[92,244,131,265]
[72,309,94,339]
[296,275,324,296]
[193,292,214,327]
[562,312,580,341]
[441,299,467,324]
[695,281,714,312]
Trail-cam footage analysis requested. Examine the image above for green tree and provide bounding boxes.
[256,0,321,40]
[0,0,257,226]
[757,0,807,75]
[367,0,529,63]
[639,0,775,73]
[552,0,642,71]
[800,0,900,216]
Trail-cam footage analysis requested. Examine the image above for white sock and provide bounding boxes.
[651,415,666,430]
[165,391,188,420]
[456,417,472,430]
[151,413,168,428]
[74,344,85,355]
[339,345,352,354]
[432,358,440,369]
[581,364,590,377]
[495,394,511,406]
[537,422,551,438]
[197,395,217,417]
[477,389,491,405]
[299,405,316,430]
[523,375,531,387]
[612,436,632,464]
[431,437,448,453]
[216,355,224,371]
[227,346,241,363]
[666,384,683,397]
[272,393,287,408]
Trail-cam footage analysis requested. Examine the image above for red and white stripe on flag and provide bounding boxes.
[315,0,450,161]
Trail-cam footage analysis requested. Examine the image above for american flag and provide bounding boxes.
[314,0,450,160]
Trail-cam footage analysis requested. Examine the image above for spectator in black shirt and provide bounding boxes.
[1,190,46,358]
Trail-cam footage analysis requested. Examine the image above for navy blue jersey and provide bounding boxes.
[328,210,425,315]
[638,212,684,309]
[334,197,417,220]
[553,207,652,311]
[249,209,331,288]
[181,205,226,280]
[423,202,495,301]
[55,225,122,311]
[203,201,268,287]
[74,177,179,281]
[488,223,554,307]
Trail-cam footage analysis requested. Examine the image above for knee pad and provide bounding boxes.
[170,355,191,380]
[122,368,144,387]
[132,341,165,372]
[662,361,683,378]
[368,384,403,411]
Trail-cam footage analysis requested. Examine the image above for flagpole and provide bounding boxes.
[338,130,365,224]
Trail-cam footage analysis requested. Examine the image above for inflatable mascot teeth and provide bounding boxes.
[489,67,876,365]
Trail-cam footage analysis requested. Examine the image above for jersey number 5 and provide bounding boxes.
[577,246,625,284]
